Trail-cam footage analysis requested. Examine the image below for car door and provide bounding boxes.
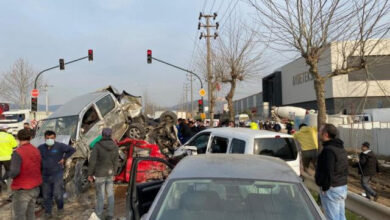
[185,132,211,154]
[126,157,174,220]
[95,94,128,140]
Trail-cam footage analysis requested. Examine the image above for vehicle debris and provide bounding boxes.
[31,86,181,197]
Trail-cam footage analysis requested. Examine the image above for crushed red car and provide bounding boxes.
[115,138,167,183]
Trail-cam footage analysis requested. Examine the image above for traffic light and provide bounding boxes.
[88,49,93,61]
[198,99,204,113]
[147,50,152,64]
[59,59,65,70]
[31,97,38,112]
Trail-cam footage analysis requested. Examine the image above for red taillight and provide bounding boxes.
[275,135,281,138]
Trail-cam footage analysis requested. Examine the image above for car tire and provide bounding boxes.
[128,123,146,139]
[159,111,177,124]
[74,160,90,194]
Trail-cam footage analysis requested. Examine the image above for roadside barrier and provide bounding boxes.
[302,174,390,220]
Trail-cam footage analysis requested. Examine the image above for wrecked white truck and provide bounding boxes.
[32,86,180,195]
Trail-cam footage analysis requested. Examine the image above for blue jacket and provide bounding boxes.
[38,142,75,177]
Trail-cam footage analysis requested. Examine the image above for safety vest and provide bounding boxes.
[0,131,18,161]
[250,122,259,130]
[11,143,42,190]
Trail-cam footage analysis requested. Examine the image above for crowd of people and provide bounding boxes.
[0,119,383,220]
[0,124,119,220]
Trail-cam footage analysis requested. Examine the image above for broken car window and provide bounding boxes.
[81,106,100,133]
[96,94,116,117]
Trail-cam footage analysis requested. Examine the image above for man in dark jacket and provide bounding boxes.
[180,119,193,144]
[354,142,379,201]
[88,128,119,220]
[315,124,348,220]
[38,130,75,218]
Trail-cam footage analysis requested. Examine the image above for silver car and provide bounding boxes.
[127,154,325,220]
[33,89,132,194]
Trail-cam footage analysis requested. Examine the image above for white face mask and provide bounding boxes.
[45,139,55,146]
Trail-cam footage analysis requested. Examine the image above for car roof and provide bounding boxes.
[47,91,109,119]
[169,154,300,183]
[201,127,293,140]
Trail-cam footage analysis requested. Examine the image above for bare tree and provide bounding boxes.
[0,58,40,109]
[214,21,264,121]
[248,0,390,129]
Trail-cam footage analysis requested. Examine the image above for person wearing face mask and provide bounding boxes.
[38,130,75,219]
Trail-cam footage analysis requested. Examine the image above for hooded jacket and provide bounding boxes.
[87,137,119,177]
[315,138,348,191]
[355,150,379,176]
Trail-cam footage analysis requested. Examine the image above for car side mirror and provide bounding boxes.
[175,146,198,157]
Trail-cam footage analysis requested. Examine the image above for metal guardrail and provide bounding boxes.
[302,174,390,220]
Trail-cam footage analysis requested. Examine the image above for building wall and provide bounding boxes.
[279,39,390,106]
[233,92,264,119]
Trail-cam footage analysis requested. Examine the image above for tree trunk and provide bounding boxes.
[226,80,237,121]
[313,76,327,135]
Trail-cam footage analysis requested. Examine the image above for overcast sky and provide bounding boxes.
[0,0,290,107]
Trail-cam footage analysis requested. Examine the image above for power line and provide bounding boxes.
[218,0,240,34]
[209,0,217,13]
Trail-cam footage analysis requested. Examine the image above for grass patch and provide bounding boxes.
[309,190,366,220]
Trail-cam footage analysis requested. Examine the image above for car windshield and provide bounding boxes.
[35,116,79,140]
[0,114,25,123]
[154,179,319,220]
[254,138,298,161]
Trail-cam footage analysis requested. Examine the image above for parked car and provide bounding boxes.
[174,127,301,175]
[126,154,325,220]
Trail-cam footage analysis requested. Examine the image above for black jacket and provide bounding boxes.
[87,137,119,177]
[355,151,379,176]
[315,139,348,191]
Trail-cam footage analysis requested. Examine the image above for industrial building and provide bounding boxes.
[263,40,390,114]
[233,92,268,119]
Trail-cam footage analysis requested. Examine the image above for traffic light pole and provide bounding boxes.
[151,57,204,89]
[34,56,88,90]
[32,55,89,120]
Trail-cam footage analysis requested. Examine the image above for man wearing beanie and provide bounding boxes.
[88,128,119,220]
[353,142,379,201]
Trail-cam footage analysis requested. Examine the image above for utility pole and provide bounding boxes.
[190,73,194,115]
[199,12,219,127]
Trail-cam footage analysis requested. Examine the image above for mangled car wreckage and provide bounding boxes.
[32,86,181,195]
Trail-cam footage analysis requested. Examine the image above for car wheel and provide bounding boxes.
[74,160,90,194]
[159,111,177,124]
[128,123,146,139]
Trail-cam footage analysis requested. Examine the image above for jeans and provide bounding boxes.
[12,187,40,220]
[0,160,10,193]
[320,185,348,220]
[42,173,64,214]
[361,176,377,199]
[95,176,115,218]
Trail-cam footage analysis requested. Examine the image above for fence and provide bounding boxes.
[338,122,390,156]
